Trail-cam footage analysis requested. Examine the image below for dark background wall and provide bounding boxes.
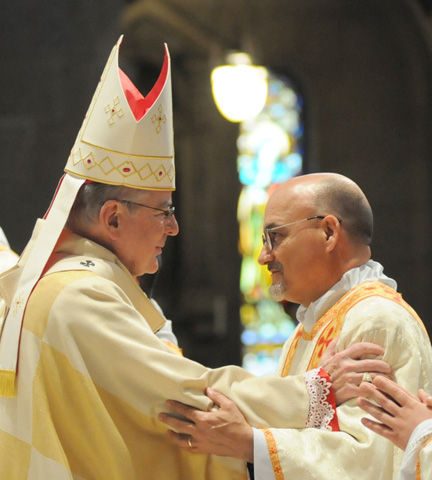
[1,0,432,367]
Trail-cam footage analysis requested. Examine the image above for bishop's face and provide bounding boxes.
[111,190,179,277]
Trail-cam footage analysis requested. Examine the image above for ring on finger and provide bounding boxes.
[362,372,373,383]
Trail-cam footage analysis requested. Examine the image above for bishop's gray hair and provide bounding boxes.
[66,182,145,232]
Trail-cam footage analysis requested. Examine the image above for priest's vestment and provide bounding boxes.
[398,419,432,480]
[417,435,432,480]
[256,261,432,480]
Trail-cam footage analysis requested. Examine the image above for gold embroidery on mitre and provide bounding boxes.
[151,104,167,134]
[83,152,97,170]
[118,161,137,177]
[138,163,174,183]
[99,157,116,174]
[70,148,84,166]
[72,152,172,182]
[155,164,174,183]
[105,96,124,126]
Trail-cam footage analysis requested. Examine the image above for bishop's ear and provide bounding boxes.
[99,200,121,237]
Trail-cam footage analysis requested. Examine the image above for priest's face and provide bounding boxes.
[258,183,328,307]
[112,190,178,276]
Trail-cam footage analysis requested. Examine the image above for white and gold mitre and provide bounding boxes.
[0,37,175,398]
[65,35,175,190]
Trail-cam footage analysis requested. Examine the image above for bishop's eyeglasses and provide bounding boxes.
[116,199,175,218]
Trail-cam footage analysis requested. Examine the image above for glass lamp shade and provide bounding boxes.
[211,64,268,123]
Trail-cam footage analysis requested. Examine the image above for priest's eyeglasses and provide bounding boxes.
[117,199,175,218]
[262,215,341,251]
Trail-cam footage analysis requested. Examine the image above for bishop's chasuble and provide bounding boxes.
[0,232,328,480]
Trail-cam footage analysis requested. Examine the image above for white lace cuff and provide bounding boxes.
[304,367,339,431]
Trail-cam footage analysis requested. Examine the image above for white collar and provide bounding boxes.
[296,260,397,332]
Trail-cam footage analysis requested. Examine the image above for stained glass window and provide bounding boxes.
[237,73,304,375]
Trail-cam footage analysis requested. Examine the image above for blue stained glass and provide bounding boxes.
[243,353,278,376]
[269,103,285,118]
[241,329,259,345]
[238,158,257,186]
[259,323,277,341]
[287,153,303,175]
[294,125,304,137]
[268,82,280,96]
[237,72,304,375]
[272,160,292,183]
[280,320,296,338]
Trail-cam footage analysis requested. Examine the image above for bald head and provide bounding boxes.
[260,173,373,306]
[275,173,373,246]
[311,174,373,246]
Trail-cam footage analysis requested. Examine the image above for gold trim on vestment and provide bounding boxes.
[281,281,427,377]
[262,429,285,480]
[417,436,432,479]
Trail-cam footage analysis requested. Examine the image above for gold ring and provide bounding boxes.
[362,372,373,383]
[187,436,193,448]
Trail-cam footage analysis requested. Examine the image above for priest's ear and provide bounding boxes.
[322,215,341,252]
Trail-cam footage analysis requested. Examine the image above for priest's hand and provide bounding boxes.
[158,387,254,463]
[357,376,432,450]
[320,339,394,405]
[418,388,432,408]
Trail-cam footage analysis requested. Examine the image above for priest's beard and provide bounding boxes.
[268,262,287,302]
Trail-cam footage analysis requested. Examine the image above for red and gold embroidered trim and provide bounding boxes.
[263,429,285,480]
[416,435,432,479]
[319,368,340,432]
[281,281,426,377]
[279,327,303,377]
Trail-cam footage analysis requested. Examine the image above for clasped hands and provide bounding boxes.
[320,339,394,404]
[158,387,254,462]
[158,340,393,461]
